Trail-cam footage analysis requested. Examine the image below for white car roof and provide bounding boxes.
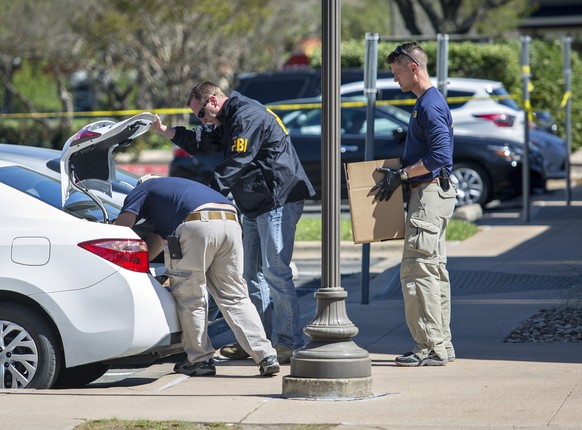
[340,76,505,93]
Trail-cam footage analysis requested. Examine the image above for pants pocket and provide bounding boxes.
[406,216,440,257]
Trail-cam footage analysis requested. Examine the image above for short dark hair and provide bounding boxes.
[186,81,223,106]
[386,42,426,67]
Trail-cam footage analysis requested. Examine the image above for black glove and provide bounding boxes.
[370,167,403,202]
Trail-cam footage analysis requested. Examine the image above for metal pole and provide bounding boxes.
[563,36,572,206]
[361,32,379,305]
[436,34,449,97]
[282,0,372,400]
[520,36,531,223]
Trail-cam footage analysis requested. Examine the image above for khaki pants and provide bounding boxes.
[400,182,457,360]
[166,214,275,364]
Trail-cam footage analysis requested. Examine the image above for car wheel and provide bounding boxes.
[451,162,490,207]
[54,362,111,388]
[0,303,61,389]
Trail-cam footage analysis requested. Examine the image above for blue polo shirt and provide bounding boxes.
[120,177,234,238]
[402,87,454,181]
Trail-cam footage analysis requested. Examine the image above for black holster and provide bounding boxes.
[439,168,451,191]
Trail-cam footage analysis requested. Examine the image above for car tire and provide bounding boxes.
[0,303,61,389]
[54,362,111,388]
[451,162,490,207]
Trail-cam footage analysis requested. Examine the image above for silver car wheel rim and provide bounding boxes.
[451,167,484,206]
[0,320,39,389]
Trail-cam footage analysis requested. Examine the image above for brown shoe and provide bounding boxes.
[219,342,250,360]
[275,345,294,364]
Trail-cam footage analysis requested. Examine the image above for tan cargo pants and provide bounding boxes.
[400,181,457,361]
[165,213,276,365]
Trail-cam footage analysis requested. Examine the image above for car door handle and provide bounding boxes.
[340,145,359,153]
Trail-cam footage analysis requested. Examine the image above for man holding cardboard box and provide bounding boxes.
[371,42,457,367]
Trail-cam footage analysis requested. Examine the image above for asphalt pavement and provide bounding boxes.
[2,151,582,430]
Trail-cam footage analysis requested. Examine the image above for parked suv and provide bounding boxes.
[233,68,393,104]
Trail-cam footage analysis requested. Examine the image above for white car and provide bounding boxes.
[340,77,566,179]
[340,77,526,141]
[0,143,139,206]
[0,113,182,389]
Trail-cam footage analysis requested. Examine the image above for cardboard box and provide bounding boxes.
[345,159,405,244]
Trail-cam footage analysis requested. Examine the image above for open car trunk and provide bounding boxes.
[60,112,155,207]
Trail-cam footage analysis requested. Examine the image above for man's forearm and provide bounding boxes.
[151,114,176,140]
[155,124,176,140]
[402,160,429,179]
[146,233,164,261]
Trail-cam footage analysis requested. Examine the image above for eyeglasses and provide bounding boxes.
[197,99,209,119]
[394,45,419,66]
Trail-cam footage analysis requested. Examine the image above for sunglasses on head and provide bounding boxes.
[394,45,419,66]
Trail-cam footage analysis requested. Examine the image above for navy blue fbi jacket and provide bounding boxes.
[172,91,315,218]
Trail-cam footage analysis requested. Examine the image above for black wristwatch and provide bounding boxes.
[398,169,409,181]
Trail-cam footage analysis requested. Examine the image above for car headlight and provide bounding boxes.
[487,144,522,164]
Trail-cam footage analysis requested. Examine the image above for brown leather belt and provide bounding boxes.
[409,178,439,190]
[184,211,238,222]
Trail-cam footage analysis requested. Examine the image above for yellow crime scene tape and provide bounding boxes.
[0,107,190,120]
[0,94,523,119]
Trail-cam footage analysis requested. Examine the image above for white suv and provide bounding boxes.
[340,77,525,141]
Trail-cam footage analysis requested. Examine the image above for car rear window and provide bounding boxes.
[347,84,524,113]
[374,88,473,111]
[0,165,120,222]
[489,86,521,111]
[236,77,319,104]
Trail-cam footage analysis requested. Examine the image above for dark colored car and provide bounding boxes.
[169,99,546,207]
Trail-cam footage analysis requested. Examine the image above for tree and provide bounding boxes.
[342,0,392,40]
[0,0,79,136]
[392,0,535,36]
[64,0,321,115]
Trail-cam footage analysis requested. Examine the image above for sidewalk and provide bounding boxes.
[2,158,582,430]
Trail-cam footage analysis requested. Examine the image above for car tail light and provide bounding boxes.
[72,127,102,145]
[473,113,515,127]
[78,239,150,273]
[173,147,191,158]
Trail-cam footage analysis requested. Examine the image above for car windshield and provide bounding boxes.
[0,165,120,222]
[274,106,404,136]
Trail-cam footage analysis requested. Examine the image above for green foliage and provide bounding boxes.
[470,0,533,36]
[446,219,479,241]
[0,116,169,152]
[0,120,56,148]
[295,216,477,242]
[295,217,354,242]
[12,61,60,112]
[341,0,391,41]
[74,419,335,429]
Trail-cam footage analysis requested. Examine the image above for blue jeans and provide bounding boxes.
[242,200,305,349]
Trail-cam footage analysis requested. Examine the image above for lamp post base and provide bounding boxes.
[282,375,373,400]
[281,339,372,399]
